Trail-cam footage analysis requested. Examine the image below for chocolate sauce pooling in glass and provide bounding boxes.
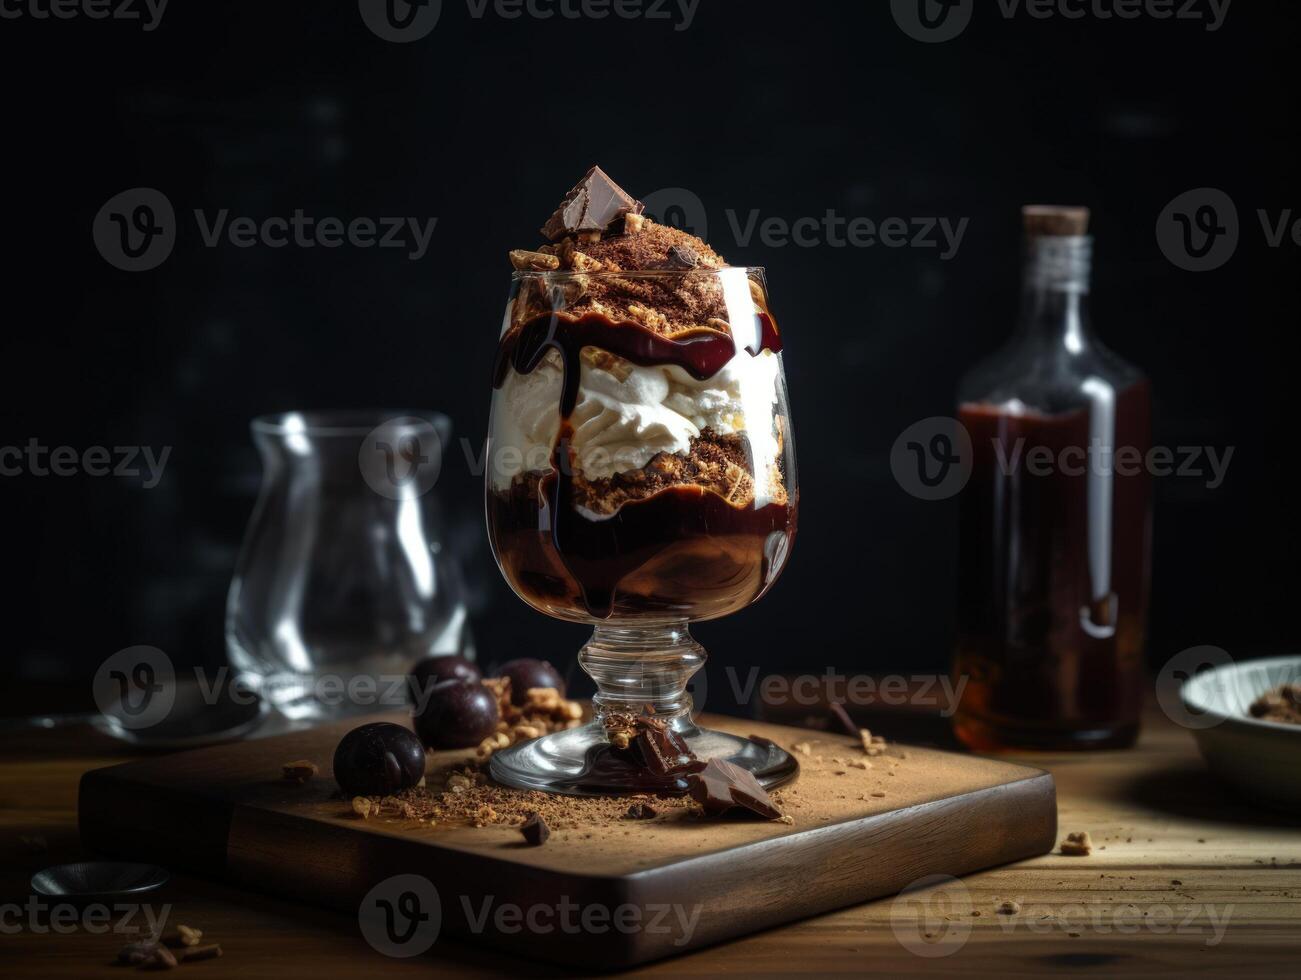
[490,309,790,620]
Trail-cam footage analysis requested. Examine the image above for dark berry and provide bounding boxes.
[413,680,500,749]
[409,655,481,705]
[497,658,565,705]
[332,722,426,797]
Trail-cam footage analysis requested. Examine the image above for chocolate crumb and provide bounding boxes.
[624,802,658,820]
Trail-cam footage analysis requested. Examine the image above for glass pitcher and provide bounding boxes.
[226,411,473,720]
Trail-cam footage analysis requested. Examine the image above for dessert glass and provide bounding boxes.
[485,266,799,794]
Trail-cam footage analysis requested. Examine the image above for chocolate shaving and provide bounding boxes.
[828,702,858,738]
[687,758,783,820]
[540,166,644,241]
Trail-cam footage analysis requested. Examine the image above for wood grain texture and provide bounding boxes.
[76,714,1055,967]
[4,705,1299,977]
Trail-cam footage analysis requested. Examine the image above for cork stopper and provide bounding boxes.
[1022,205,1091,238]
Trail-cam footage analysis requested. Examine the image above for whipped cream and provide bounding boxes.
[490,346,780,490]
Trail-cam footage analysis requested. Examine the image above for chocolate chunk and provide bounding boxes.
[632,718,696,775]
[687,758,783,820]
[541,166,644,241]
[665,244,699,269]
[625,802,658,820]
[520,811,550,846]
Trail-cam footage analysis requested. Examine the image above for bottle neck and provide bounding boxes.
[1017,235,1093,349]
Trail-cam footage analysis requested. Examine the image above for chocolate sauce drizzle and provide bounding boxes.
[491,309,788,619]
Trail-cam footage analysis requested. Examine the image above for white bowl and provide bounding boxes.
[1181,656,1301,812]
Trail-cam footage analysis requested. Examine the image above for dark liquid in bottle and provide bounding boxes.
[953,380,1152,750]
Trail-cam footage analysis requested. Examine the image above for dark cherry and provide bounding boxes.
[409,655,481,704]
[413,680,500,749]
[497,658,565,705]
[332,722,426,797]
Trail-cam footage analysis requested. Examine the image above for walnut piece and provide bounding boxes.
[281,760,318,784]
[509,249,561,271]
[627,303,669,331]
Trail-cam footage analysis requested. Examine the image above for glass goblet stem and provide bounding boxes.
[578,623,705,732]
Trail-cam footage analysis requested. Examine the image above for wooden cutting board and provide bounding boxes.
[78,712,1056,968]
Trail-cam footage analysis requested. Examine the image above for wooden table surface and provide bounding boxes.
[3,706,1299,977]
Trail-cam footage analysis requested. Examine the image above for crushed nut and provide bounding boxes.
[1060,831,1093,856]
[180,944,222,963]
[627,303,669,331]
[351,796,374,819]
[623,212,645,234]
[569,250,604,273]
[446,773,472,793]
[577,230,602,244]
[860,729,887,756]
[161,924,202,948]
[509,249,561,271]
[706,317,731,332]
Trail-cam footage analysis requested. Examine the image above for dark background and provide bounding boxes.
[2,0,1297,716]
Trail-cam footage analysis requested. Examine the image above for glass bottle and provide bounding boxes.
[952,207,1152,751]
